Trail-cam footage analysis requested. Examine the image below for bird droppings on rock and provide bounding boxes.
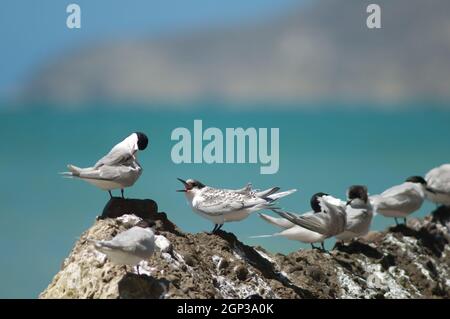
[116,214,142,227]
[155,235,172,253]
[40,203,450,299]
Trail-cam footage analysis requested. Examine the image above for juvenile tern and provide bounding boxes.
[177,178,296,233]
[370,176,426,225]
[61,132,148,198]
[90,220,155,275]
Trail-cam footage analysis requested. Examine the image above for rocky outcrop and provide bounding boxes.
[40,199,450,299]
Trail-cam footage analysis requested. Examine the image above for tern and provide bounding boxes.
[177,178,296,233]
[253,192,330,250]
[370,176,426,225]
[336,185,374,242]
[90,220,155,275]
[272,194,347,250]
[61,132,148,198]
[425,164,450,206]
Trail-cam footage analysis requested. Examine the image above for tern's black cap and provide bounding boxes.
[135,132,149,150]
[310,192,328,213]
[405,176,427,185]
[347,185,368,202]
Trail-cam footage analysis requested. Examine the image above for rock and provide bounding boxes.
[234,265,249,281]
[183,254,196,267]
[246,294,263,299]
[40,201,450,299]
[360,231,384,244]
[100,198,158,219]
[218,258,229,270]
[431,205,450,230]
[118,274,170,299]
[100,198,183,235]
[307,266,325,282]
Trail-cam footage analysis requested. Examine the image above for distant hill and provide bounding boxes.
[22,0,450,107]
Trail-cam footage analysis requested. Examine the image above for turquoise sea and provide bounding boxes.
[1,104,450,298]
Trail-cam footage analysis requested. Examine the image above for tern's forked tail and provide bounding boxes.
[255,187,280,198]
[67,164,82,176]
[259,212,295,229]
[249,234,279,239]
[59,164,82,177]
[86,238,112,253]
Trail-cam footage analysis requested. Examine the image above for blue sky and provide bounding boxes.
[0,0,303,96]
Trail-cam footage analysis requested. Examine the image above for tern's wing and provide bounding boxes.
[376,194,422,213]
[196,193,266,216]
[255,187,281,198]
[94,145,133,168]
[273,209,332,236]
[76,165,126,181]
[380,183,413,198]
[258,213,296,229]
[319,195,346,212]
[324,197,347,234]
[97,239,145,254]
[376,183,423,211]
[106,228,154,253]
[232,183,253,194]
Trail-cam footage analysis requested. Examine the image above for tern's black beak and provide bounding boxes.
[177,178,188,192]
[346,200,352,206]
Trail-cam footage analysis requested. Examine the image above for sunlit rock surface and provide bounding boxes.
[40,201,450,299]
